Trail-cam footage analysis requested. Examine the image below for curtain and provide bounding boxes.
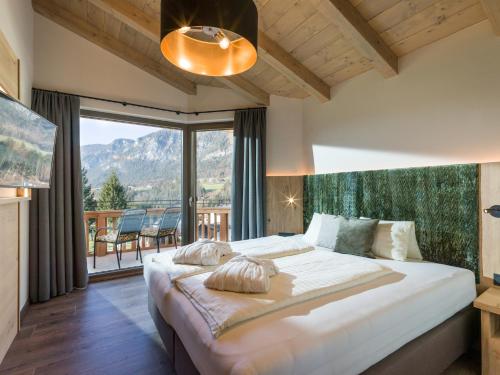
[29,89,88,303]
[231,108,267,241]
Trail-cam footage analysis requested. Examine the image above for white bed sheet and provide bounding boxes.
[144,243,476,375]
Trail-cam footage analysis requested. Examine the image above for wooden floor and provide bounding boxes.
[0,276,480,375]
[0,276,174,375]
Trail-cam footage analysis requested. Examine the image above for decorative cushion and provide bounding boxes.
[97,231,138,243]
[302,213,322,245]
[141,226,175,237]
[141,226,159,236]
[361,217,423,261]
[334,217,379,257]
[316,214,341,250]
[96,231,118,243]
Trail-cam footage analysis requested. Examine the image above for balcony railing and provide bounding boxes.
[84,201,231,257]
[196,207,231,242]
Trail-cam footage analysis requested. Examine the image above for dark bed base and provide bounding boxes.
[148,293,478,375]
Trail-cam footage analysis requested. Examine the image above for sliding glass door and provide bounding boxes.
[188,124,233,243]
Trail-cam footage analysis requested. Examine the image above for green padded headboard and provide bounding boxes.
[303,164,480,279]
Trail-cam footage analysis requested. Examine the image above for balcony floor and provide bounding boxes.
[87,246,175,274]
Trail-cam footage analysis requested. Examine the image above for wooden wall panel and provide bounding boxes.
[0,30,19,99]
[0,203,19,364]
[266,176,304,235]
[480,162,500,284]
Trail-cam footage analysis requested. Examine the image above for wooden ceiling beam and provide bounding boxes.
[318,0,398,78]
[219,75,270,106]
[480,0,500,36]
[87,0,269,105]
[32,0,197,95]
[87,0,159,41]
[258,32,331,103]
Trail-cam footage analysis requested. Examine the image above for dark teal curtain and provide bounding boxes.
[231,108,266,241]
[29,89,88,303]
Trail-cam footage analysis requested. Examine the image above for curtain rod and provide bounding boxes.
[33,88,267,116]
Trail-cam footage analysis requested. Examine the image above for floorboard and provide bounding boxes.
[0,275,480,375]
[0,276,174,375]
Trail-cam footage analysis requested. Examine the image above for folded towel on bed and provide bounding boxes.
[204,256,279,294]
[173,239,232,266]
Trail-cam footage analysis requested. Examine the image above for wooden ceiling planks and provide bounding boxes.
[36,0,489,102]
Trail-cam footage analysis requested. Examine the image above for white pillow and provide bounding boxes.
[316,214,341,250]
[406,223,423,260]
[372,221,412,261]
[303,213,322,245]
[361,218,422,261]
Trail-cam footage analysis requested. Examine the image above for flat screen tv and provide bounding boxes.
[0,91,57,188]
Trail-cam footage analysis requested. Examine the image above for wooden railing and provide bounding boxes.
[196,207,230,242]
[84,207,231,257]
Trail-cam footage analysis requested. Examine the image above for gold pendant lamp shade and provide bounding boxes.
[160,0,258,77]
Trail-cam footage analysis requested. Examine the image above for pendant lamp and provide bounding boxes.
[160,0,258,77]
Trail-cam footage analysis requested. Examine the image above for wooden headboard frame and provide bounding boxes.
[479,162,500,288]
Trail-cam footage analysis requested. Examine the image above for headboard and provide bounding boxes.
[303,164,480,280]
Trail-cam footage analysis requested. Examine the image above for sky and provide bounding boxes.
[80,118,158,146]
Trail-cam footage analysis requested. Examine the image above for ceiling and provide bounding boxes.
[32,0,498,105]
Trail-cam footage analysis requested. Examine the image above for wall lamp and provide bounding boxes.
[484,205,500,218]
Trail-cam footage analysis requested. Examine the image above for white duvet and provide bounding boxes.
[148,235,313,284]
[144,238,477,375]
[176,250,394,337]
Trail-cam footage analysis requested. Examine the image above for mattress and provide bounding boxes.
[144,242,476,375]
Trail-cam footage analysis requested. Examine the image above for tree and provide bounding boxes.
[97,171,128,210]
[82,167,97,211]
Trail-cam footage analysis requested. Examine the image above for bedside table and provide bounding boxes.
[278,232,296,237]
[474,288,500,375]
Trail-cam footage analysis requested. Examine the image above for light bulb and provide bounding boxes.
[179,57,192,70]
[219,37,230,50]
[179,26,191,34]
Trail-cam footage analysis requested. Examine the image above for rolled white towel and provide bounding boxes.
[204,256,279,293]
[173,240,232,266]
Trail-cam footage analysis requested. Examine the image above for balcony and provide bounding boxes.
[84,200,231,274]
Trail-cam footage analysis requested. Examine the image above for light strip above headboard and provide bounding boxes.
[303,164,480,280]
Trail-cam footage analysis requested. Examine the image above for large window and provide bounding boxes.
[80,113,234,275]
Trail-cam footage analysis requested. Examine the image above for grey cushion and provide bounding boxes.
[335,217,379,257]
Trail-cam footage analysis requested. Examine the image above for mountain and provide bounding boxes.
[81,128,232,203]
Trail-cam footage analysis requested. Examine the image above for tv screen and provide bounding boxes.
[0,91,57,188]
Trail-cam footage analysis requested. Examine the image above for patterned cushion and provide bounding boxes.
[141,227,174,237]
[96,231,138,243]
[141,226,159,236]
[96,231,118,243]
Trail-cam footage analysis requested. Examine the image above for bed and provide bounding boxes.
[144,237,477,375]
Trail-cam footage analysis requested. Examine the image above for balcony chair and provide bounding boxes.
[93,209,147,269]
[140,208,181,254]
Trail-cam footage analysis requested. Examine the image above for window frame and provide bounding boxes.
[79,109,233,245]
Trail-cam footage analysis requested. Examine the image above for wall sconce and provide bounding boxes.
[284,195,298,208]
[484,205,500,218]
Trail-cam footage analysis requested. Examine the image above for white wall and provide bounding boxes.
[303,21,500,174]
[267,96,305,176]
[0,0,34,311]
